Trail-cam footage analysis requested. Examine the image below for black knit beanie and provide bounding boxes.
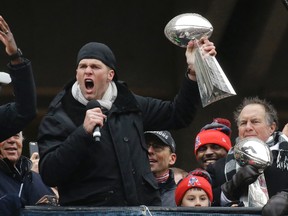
[76,42,118,80]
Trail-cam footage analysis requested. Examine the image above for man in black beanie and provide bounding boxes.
[37,38,216,207]
[76,42,118,80]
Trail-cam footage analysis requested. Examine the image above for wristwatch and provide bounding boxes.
[9,48,23,61]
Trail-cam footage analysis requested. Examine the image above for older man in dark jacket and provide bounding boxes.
[37,38,216,206]
[0,132,56,216]
[207,97,288,216]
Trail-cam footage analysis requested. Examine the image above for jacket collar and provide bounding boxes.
[113,81,140,113]
[0,156,32,180]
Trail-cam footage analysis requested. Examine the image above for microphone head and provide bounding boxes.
[86,100,101,110]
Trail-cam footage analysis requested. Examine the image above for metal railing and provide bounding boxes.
[22,206,263,216]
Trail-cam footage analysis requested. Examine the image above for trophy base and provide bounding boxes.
[199,86,236,107]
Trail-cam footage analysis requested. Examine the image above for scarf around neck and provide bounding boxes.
[71,81,118,110]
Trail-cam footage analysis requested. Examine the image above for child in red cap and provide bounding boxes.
[175,169,213,207]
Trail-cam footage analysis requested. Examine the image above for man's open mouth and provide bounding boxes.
[85,79,94,89]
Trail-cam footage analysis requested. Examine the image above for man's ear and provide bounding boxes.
[108,70,115,81]
[270,122,277,135]
[169,153,177,166]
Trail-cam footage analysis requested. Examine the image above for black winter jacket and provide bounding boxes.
[38,76,200,206]
[0,59,36,142]
[158,169,177,207]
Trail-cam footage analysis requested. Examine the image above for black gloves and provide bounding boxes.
[221,165,260,201]
[262,191,288,216]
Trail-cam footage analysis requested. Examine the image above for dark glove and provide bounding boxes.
[221,165,260,201]
[262,191,288,216]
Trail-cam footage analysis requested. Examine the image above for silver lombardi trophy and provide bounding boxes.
[234,137,273,207]
[164,13,236,107]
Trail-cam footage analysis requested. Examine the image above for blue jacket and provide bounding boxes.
[0,194,21,216]
[0,156,55,206]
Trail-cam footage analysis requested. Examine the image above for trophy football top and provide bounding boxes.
[164,13,213,48]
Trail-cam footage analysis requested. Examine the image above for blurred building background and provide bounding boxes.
[1,0,288,171]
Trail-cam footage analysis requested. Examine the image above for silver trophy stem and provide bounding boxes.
[194,41,236,107]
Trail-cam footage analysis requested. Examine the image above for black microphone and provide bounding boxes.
[86,100,102,142]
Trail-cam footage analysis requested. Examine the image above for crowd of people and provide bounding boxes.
[1,15,288,216]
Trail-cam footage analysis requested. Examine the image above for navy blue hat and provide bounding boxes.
[76,42,118,80]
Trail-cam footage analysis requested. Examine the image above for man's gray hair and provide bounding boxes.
[233,97,278,130]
